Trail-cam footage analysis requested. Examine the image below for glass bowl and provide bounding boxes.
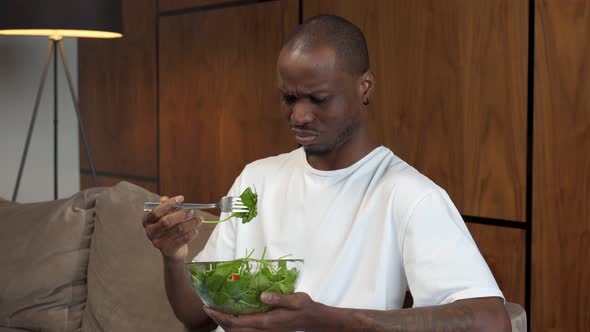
[187,258,303,316]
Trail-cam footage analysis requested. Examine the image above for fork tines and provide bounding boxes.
[231,198,249,213]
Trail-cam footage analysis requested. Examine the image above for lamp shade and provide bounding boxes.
[0,0,123,39]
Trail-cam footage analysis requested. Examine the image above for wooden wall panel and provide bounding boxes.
[466,223,526,306]
[81,174,158,193]
[159,0,229,12]
[78,0,158,178]
[158,0,298,202]
[304,0,528,222]
[534,1,590,331]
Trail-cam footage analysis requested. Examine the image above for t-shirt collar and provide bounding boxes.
[301,145,386,177]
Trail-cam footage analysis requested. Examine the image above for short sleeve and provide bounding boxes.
[402,189,504,307]
[193,171,245,262]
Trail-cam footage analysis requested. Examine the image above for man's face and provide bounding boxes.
[277,47,364,157]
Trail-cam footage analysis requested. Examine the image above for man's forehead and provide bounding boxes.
[277,46,348,92]
[278,46,337,69]
[276,70,337,94]
[278,83,332,95]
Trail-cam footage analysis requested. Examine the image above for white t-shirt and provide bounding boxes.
[196,146,503,312]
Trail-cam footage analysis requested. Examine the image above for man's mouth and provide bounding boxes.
[291,129,318,145]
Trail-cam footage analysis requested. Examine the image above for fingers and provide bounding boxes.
[165,215,202,241]
[153,224,199,256]
[260,292,294,308]
[260,292,308,309]
[141,194,204,259]
[142,195,184,227]
[203,306,286,332]
[202,306,230,329]
[146,209,198,241]
[203,306,261,332]
[203,294,315,331]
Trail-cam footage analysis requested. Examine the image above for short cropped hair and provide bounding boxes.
[283,15,370,75]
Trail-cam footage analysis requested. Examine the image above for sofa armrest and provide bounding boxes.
[506,302,527,332]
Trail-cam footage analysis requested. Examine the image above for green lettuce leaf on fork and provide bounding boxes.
[232,187,258,224]
[203,186,258,224]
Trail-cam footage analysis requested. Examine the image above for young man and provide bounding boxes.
[143,15,511,331]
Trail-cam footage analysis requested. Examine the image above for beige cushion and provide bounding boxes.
[0,197,14,208]
[0,188,103,331]
[82,181,216,332]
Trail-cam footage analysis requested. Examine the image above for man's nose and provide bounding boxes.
[290,101,314,125]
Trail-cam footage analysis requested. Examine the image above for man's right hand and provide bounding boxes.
[142,196,214,330]
[142,195,202,262]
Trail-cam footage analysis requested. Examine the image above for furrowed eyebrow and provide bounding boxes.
[280,91,330,97]
[278,89,296,96]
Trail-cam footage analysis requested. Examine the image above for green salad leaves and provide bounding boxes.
[231,187,258,224]
[189,249,299,316]
[203,186,258,224]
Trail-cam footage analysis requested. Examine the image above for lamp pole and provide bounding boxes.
[57,39,98,193]
[53,37,59,200]
[11,41,53,202]
[11,37,98,202]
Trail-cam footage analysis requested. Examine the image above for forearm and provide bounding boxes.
[163,258,215,331]
[318,297,510,332]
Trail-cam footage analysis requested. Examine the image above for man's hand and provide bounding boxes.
[142,196,214,330]
[142,195,202,262]
[203,292,325,332]
[203,294,510,332]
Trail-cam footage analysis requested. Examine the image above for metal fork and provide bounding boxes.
[143,196,248,213]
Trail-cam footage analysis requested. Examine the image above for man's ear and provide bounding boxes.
[359,70,376,104]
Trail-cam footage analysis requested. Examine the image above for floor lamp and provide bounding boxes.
[0,0,123,201]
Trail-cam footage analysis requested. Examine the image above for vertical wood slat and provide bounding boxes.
[303,0,528,223]
[78,0,158,180]
[534,1,590,331]
[158,0,298,201]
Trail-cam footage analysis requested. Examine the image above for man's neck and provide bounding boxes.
[306,133,378,171]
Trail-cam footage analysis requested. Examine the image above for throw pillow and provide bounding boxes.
[82,181,216,332]
[0,188,103,331]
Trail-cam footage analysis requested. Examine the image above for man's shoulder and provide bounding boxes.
[379,151,442,202]
[373,151,453,228]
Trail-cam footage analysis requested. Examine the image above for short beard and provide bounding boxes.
[303,119,359,157]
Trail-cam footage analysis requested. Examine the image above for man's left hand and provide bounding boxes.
[203,292,325,332]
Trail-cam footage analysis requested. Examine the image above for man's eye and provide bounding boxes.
[282,95,297,104]
[310,96,328,104]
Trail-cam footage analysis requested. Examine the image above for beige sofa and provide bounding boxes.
[0,182,526,331]
[0,182,217,331]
